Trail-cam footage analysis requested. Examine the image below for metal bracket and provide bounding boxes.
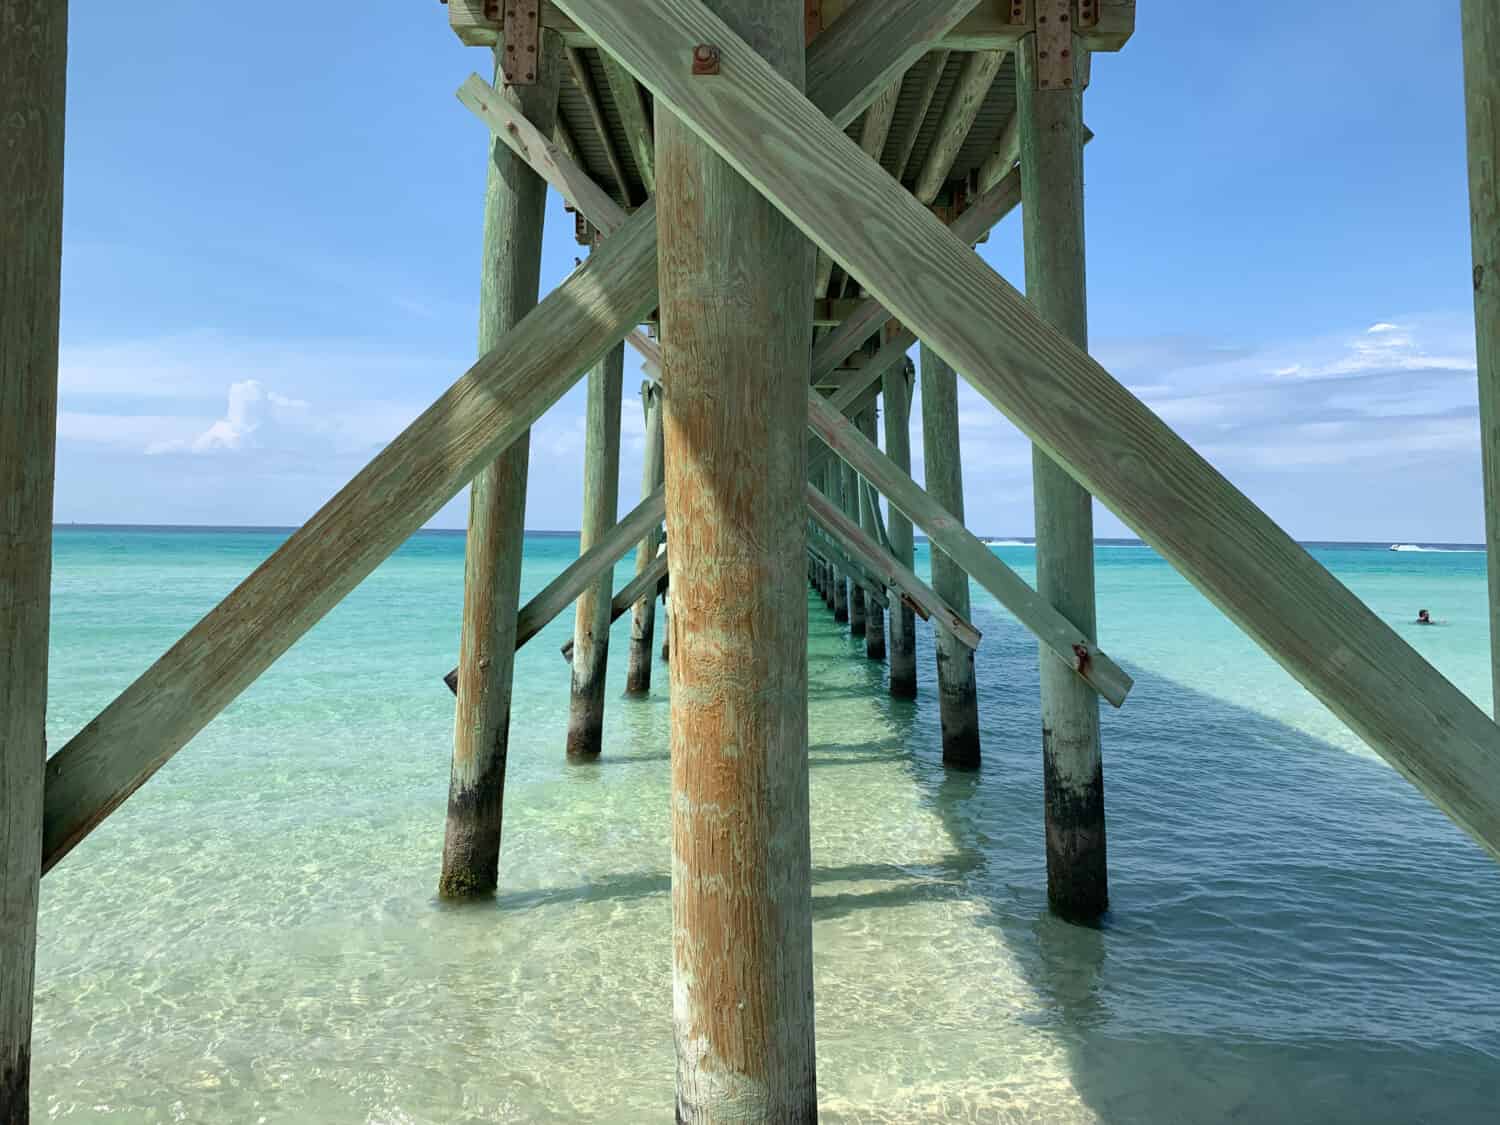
[1033,0,1075,91]
[500,1,540,85]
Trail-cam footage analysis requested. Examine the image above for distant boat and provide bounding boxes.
[983,538,1032,547]
[1390,543,1430,552]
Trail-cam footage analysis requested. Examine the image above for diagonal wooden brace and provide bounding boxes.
[560,550,669,663]
[552,0,1500,860]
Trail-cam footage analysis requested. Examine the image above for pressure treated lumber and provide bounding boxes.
[2,0,65,1113]
[43,12,938,873]
[881,364,918,698]
[808,487,981,650]
[1020,42,1108,921]
[913,50,1006,204]
[626,381,665,695]
[807,539,889,609]
[1464,0,1500,718]
[890,50,951,182]
[443,36,564,899]
[563,551,669,662]
[559,0,1500,858]
[565,45,632,203]
[567,341,624,758]
[857,408,887,660]
[808,392,1131,707]
[825,458,849,622]
[843,455,867,636]
[655,0,816,1115]
[600,51,654,193]
[919,343,983,767]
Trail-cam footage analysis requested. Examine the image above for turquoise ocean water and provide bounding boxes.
[33,527,1500,1122]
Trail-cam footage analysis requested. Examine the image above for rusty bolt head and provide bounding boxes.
[692,44,720,75]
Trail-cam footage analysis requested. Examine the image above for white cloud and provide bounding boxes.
[147,379,310,455]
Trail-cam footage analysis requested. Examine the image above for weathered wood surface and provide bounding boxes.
[626,381,665,695]
[565,44,633,203]
[1464,0,1500,718]
[557,0,1500,858]
[889,50,950,181]
[881,363,919,698]
[43,13,938,872]
[919,342,983,767]
[806,538,889,608]
[856,408,887,660]
[657,0,817,1115]
[842,455,867,636]
[825,458,849,622]
[567,341,624,758]
[564,550,669,662]
[443,36,564,900]
[600,51,655,193]
[808,486,980,650]
[2,0,66,1113]
[807,392,1131,707]
[913,49,1006,204]
[1020,42,1108,920]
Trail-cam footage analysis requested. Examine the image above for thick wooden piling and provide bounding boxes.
[1019,43,1108,922]
[1464,0,1500,718]
[826,458,849,621]
[919,342,982,768]
[844,457,867,636]
[625,380,665,697]
[656,0,817,1114]
[2,0,65,1115]
[857,408,887,661]
[566,340,624,758]
[882,361,919,697]
[442,35,562,898]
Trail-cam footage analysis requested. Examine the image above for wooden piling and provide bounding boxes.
[826,458,849,622]
[656,0,817,1113]
[1019,43,1108,921]
[844,457,867,636]
[566,340,624,758]
[1464,0,1500,718]
[2,0,65,1114]
[625,380,665,697]
[857,408,887,661]
[882,361,919,697]
[918,342,983,768]
[442,34,563,898]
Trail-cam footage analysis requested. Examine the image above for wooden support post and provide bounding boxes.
[843,455,867,635]
[857,407,887,660]
[563,550,669,662]
[656,0,816,1114]
[567,340,624,758]
[1019,40,1107,921]
[1464,0,1500,718]
[442,34,563,899]
[626,380,665,696]
[919,342,983,768]
[2,1,65,1113]
[882,361,919,698]
[825,456,849,622]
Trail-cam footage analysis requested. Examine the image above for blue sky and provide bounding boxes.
[54,1,1484,542]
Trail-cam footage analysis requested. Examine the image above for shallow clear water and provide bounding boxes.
[33,527,1500,1122]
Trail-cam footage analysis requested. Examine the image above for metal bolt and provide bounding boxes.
[692,44,720,75]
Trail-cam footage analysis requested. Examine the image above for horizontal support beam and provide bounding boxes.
[39,21,933,874]
[807,485,980,650]
[448,0,1134,54]
[444,488,665,689]
[562,549,669,662]
[566,0,1500,859]
[808,391,1132,707]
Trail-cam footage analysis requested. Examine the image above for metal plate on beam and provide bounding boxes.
[502,1,541,84]
[1034,0,1073,90]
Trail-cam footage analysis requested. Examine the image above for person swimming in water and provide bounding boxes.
[1417,609,1433,625]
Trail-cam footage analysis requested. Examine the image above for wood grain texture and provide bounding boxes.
[2,0,65,1114]
[808,487,980,649]
[881,363,919,698]
[856,408,888,660]
[565,45,633,203]
[626,381,666,695]
[842,454,867,635]
[919,342,983,766]
[889,50,950,181]
[1019,43,1108,920]
[443,36,564,899]
[42,200,663,874]
[558,0,1500,857]
[564,550,669,662]
[808,392,1130,706]
[914,49,1006,204]
[825,458,849,622]
[600,50,655,193]
[1464,0,1500,718]
[45,6,941,873]
[656,2,816,1116]
[807,535,889,608]
[567,341,624,758]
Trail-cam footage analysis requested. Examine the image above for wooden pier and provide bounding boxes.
[6,1,1500,1119]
